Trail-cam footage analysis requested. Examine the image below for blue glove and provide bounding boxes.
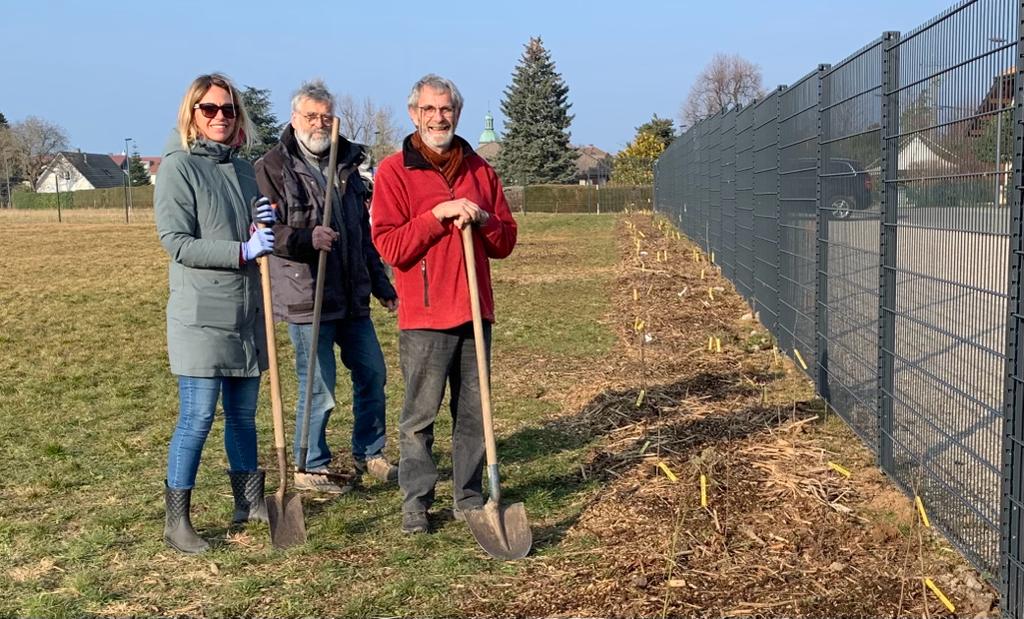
[242,227,275,261]
[253,197,277,225]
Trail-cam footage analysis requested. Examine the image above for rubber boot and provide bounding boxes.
[164,482,210,554]
[228,470,269,524]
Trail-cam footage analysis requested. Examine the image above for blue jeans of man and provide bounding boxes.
[397,322,490,515]
[166,376,260,489]
[289,316,388,470]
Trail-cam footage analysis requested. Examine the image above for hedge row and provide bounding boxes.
[503,184,652,213]
[12,185,154,210]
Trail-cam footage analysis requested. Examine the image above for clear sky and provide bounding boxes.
[1,0,955,159]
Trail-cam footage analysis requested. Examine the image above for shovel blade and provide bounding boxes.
[266,492,306,549]
[464,500,532,560]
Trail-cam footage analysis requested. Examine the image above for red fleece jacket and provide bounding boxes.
[371,137,517,331]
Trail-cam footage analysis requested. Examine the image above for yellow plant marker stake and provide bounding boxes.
[700,474,708,507]
[793,348,808,370]
[635,389,646,408]
[710,251,715,264]
[708,336,714,351]
[772,346,779,363]
[658,462,678,482]
[915,496,931,528]
[664,249,669,261]
[700,268,706,280]
[708,288,715,301]
[633,288,639,302]
[924,578,955,613]
[827,461,851,477]
[715,337,722,353]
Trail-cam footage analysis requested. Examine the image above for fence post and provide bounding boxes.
[1000,5,1024,616]
[877,31,900,475]
[815,64,830,398]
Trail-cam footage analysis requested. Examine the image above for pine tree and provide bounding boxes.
[636,114,675,150]
[128,148,151,186]
[0,112,7,127]
[240,86,279,162]
[494,37,576,185]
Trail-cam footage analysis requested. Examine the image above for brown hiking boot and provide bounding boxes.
[358,455,398,483]
[293,467,354,494]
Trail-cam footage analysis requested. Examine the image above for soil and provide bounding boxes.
[461,211,999,618]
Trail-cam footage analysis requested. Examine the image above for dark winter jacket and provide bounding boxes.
[371,134,517,331]
[255,125,395,324]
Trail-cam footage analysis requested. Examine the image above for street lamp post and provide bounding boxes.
[124,137,134,221]
[55,164,62,223]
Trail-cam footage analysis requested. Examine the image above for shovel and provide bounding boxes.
[298,116,341,473]
[460,224,533,560]
[257,208,306,549]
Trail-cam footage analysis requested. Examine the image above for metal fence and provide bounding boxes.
[653,0,1024,614]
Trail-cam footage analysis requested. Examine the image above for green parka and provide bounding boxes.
[155,132,268,377]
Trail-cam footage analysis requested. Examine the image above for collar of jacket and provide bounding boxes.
[401,133,474,170]
[189,138,236,163]
[280,124,363,169]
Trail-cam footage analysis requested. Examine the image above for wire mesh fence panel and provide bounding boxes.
[720,109,738,280]
[819,37,888,450]
[653,3,1022,609]
[753,88,785,336]
[735,105,757,302]
[779,68,826,381]
[881,0,1016,575]
[707,113,723,259]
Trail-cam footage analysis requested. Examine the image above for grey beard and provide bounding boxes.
[297,129,331,155]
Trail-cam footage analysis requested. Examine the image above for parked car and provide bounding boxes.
[821,158,874,219]
[792,157,874,219]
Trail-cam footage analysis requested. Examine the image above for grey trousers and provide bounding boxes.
[398,323,491,514]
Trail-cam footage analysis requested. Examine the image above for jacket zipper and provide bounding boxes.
[421,260,429,307]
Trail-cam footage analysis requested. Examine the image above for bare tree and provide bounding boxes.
[336,95,401,166]
[12,116,69,190]
[680,54,766,128]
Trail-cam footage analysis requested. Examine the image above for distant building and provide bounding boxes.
[473,112,612,185]
[110,154,162,184]
[36,151,126,193]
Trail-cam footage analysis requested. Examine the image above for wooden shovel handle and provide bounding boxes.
[461,225,499,469]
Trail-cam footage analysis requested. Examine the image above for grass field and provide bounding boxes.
[0,209,620,618]
[0,208,997,617]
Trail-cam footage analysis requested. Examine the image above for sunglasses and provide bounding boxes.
[193,102,238,119]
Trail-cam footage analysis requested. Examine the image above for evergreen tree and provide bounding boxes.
[128,148,151,186]
[636,114,675,150]
[240,86,279,162]
[494,37,576,185]
[0,112,7,127]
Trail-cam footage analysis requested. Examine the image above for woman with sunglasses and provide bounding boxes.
[155,72,275,553]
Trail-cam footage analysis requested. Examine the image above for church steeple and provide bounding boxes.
[479,111,498,145]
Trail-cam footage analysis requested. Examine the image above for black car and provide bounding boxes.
[791,157,874,219]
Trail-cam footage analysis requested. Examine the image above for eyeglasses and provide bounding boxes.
[301,113,334,125]
[194,103,238,119]
[417,105,455,118]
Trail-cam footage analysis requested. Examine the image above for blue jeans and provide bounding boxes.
[289,316,388,469]
[166,376,260,489]
[397,323,490,514]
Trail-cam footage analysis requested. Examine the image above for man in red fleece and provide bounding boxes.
[371,74,518,534]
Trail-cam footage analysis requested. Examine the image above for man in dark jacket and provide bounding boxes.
[255,79,398,493]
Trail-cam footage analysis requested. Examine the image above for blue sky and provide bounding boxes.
[1,0,954,159]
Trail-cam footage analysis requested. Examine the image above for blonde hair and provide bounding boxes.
[176,72,256,150]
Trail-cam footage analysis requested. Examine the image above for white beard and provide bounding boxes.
[420,126,454,151]
[297,128,331,154]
